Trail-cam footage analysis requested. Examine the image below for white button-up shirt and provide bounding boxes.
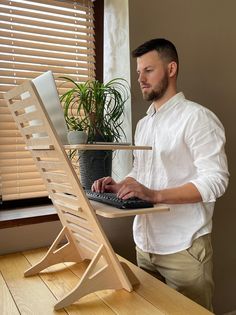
[127,92,229,254]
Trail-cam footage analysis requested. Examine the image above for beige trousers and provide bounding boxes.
[136,234,214,312]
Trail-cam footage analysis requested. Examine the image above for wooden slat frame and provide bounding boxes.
[4,80,136,310]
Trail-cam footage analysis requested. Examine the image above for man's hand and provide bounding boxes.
[117,180,156,203]
[91,176,120,193]
[91,176,140,195]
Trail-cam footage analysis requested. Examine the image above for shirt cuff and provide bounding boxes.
[190,179,219,203]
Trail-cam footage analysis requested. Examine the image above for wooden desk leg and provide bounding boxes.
[24,226,82,277]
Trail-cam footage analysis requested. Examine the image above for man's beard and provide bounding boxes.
[142,72,169,102]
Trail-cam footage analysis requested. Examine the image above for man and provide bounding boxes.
[92,38,229,311]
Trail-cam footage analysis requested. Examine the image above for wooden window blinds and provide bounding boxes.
[0,0,95,201]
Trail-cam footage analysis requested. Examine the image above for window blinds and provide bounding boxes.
[0,0,95,201]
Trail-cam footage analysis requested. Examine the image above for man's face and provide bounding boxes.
[136,50,169,102]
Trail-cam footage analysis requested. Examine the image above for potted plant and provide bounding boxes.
[60,77,130,189]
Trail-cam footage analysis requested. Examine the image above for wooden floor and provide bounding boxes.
[0,247,213,315]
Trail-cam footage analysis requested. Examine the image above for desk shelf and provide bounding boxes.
[91,200,169,218]
[64,144,152,151]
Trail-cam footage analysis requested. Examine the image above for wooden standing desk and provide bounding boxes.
[0,247,213,315]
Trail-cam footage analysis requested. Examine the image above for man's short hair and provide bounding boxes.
[132,38,179,69]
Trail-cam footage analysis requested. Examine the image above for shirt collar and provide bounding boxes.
[146,92,185,116]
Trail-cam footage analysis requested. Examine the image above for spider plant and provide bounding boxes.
[60,77,130,143]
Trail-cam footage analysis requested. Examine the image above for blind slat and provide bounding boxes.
[0,37,94,55]
[0,9,94,29]
[0,70,91,84]
[0,46,95,62]
[1,159,38,167]
[3,184,46,193]
[0,30,95,48]
[0,62,95,76]
[0,10,94,34]
[0,54,95,69]
[0,22,95,41]
[1,165,39,175]
[0,138,25,145]
[0,0,94,19]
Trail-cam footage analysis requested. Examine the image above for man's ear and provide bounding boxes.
[168,62,178,77]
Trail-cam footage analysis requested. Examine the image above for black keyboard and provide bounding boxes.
[85,190,154,209]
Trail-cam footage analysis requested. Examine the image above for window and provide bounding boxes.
[0,0,97,202]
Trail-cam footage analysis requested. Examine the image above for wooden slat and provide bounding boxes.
[12,110,41,124]
[56,202,87,220]
[68,221,94,241]
[30,149,60,159]
[70,233,99,256]
[47,182,73,195]
[38,160,65,170]
[64,212,90,229]
[26,138,53,149]
[8,97,35,111]
[50,192,80,208]
[0,272,20,315]
[44,172,69,183]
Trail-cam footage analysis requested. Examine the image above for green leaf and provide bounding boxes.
[60,76,130,142]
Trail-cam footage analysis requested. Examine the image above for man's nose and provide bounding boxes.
[138,73,146,83]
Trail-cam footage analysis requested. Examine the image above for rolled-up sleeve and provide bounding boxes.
[186,109,229,202]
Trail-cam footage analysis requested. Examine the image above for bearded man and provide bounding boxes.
[92,38,229,312]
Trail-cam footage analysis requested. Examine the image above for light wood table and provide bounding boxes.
[0,247,213,315]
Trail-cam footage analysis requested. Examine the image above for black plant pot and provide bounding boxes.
[78,150,112,190]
